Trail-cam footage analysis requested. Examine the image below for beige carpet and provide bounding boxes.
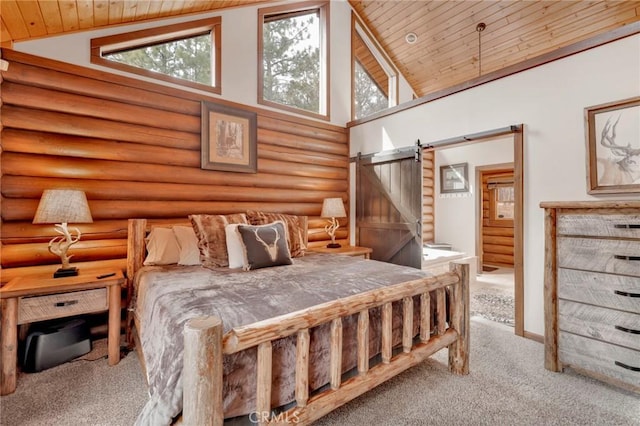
[1,319,638,425]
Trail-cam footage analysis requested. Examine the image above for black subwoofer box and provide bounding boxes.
[22,318,92,372]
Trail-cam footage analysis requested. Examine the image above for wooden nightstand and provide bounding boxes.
[0,268,124,395]
[309,245,373,259]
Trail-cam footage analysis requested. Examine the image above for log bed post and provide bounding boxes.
[183,316,224,426]
[448,262,470,375]
[126,218,147,345]
[329,318,343,389]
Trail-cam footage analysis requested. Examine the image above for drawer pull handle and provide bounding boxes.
[615,361,640,372]
[54,300,78,307]
[613,255,640,261]
[614,224,640,229]
[614,290,640,298]
[615,325,640,335]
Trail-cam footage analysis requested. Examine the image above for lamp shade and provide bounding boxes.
[33,190,93,224]
[321,198,346,218]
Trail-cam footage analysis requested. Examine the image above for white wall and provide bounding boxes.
[434,137,514,255]
[12,0,411,127]
[350,35,640,336]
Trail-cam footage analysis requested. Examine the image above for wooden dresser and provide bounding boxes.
[541,201,640,392]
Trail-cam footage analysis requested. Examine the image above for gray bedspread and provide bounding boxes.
[133,253,431,425]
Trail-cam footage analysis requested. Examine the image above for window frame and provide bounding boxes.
[257,1,330,121]
[488,182,515,227]
[90,17,222,94]
[351,13,398,121]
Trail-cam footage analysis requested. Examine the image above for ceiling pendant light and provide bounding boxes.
[476,22,486,77]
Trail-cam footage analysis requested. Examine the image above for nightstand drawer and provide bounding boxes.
[18,288,108,324]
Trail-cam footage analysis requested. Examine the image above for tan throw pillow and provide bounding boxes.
[246,210,306,257]
[143,227,180,265]
[237,221,292,271]
[189,213,248,268]
[172,225,201,266]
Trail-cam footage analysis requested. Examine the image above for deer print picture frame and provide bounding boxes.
[585,96,640,194]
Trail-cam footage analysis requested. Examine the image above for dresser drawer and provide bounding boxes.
[18,288,108,324]
[559,300,640,351]
[557,237,640,277]
[558,269,640,314]
[559,332,640,390]
[558,214,640,238]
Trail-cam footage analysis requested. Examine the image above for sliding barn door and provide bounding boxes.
[356,147,423,269]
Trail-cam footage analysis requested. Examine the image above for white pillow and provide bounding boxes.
[225,224,245,269]
[143,227,180,265]
[173,226,201,266]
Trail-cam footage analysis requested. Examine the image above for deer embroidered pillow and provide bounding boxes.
[236,221,292,271]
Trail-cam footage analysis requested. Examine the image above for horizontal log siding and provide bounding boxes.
[422,150,435,244]
[481,169,514,267]
[0,50,349,282]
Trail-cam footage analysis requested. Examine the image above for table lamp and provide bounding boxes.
[321,197,347,248]
[33,189,93,278]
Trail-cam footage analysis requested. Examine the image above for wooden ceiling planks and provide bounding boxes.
[1,1,639,98]
[351,0,640,97]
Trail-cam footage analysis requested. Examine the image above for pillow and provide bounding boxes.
[143,227,180,265]
[225,224,245,269]
[189,213,248,268]
[246,210,306,257]
[237,221,292,271]
[172,226,201,266]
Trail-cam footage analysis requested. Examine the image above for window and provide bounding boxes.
[258,1,329,120]
[352,17,397,120]
[91,18,221,94]
[488,181,515,226]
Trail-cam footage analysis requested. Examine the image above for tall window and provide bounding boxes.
[258,1,329,120]
[352,17,397,120]
[91,18,221,94]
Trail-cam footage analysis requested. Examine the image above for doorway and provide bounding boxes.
[423,126,524,336]
[472,166,516,327]
[478,166,515,270]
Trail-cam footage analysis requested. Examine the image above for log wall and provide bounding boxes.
[0,49,349,283]
[422,150,435,244]
[481,169,514,267]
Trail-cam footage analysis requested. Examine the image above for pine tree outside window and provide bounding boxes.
[352,17,398,120]
[91,17,221,94]
[258,1,329,120]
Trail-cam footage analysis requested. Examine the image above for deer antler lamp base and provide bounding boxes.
[325,217,342,248]
[50,222,81,277]
[32,189,93,278]
[321,198,347,249]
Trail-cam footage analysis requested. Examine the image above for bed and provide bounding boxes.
[126,214,469,425]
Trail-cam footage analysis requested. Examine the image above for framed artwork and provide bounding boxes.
[585,96,640,194]
[440,162,469,193]
[201,101,257,173]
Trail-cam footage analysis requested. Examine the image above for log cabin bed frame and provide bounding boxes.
[126,218,470,425]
